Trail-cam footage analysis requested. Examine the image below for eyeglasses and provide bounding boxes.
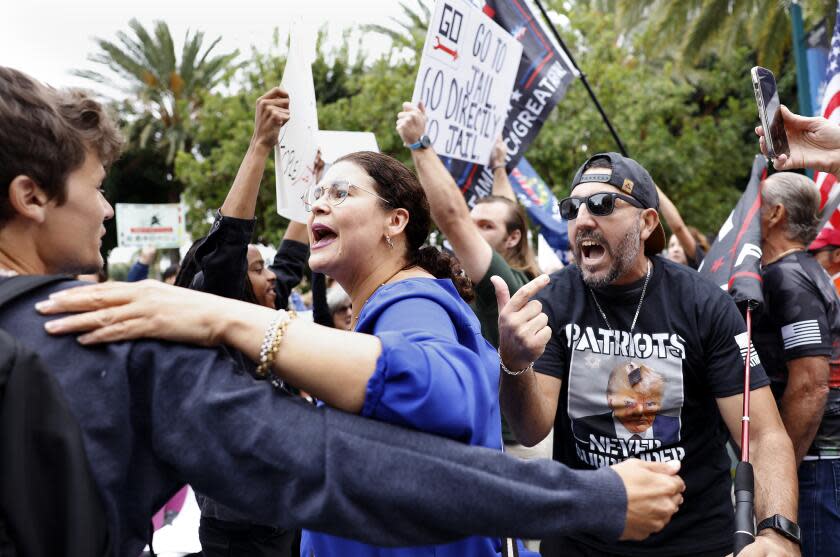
[559,192,643,220]
[302,180,390,211]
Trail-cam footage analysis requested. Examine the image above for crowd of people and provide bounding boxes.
[2,60,840,557]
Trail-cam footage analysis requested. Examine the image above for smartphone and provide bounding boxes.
[751,66,790,159]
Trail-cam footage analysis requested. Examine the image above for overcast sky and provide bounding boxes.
[1,0,411,96]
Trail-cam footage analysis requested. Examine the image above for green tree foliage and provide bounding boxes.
[175,86,276,244]
[598,0,835,72]
[360,0,431,60]
[82,19,243,262]
[528,5,789,236]
[312,29,367,103]
[174,0,794,246]
[318,57,417,165]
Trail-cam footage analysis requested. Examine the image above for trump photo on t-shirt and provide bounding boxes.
[566,326,685,467]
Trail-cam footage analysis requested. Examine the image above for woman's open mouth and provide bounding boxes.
[311,223,338,249]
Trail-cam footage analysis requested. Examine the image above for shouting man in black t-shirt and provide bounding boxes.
[495,152,799,557]
[754,171,840,557]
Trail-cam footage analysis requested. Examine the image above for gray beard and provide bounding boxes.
[579,221,641,288]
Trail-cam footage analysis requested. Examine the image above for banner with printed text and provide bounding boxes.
[116,203,186,249]
[509,156,568,258]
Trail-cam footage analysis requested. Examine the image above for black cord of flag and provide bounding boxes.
[531,0,629,157]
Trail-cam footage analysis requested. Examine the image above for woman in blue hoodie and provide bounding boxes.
[292,150,534,557]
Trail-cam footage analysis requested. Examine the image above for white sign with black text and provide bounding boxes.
[412,0,522,165]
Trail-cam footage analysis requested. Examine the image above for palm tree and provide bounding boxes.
[75,19,239,165]
[361,0,431,61]
[602,0,836,71]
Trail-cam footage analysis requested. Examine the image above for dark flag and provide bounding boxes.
[698,155,766,310]
[441,0,577,206]
[508,157,569,257]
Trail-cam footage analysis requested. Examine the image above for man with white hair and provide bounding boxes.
[754,171,840,556]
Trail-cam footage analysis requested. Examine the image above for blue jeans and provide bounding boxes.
[798,459,840,557]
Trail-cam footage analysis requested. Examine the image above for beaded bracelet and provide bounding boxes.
[256,310,297,378]
[498,349,534,376]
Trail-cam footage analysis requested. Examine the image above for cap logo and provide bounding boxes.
[578,173,611,184]
[621,178,634,194]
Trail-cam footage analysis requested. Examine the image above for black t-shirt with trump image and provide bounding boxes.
[534,256,769,557]
[570,361,681,453]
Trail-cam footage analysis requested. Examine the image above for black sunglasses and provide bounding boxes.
[559,192,643,220]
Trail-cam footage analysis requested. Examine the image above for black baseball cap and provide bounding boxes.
[570,152,666,255]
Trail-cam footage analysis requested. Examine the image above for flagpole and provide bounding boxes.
[733,303,757,555]
[791,1,813,118]
[531,0,629,157]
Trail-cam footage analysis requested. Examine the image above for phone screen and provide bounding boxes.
[754,67,790,158]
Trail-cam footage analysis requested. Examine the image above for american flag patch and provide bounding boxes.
[734,332,761,367]
[781,320,822,350]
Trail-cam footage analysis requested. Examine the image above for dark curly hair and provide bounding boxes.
[334,151,473,302]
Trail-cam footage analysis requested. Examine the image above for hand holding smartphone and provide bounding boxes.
[751,66,790,160]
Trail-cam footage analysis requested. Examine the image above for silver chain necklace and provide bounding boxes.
[588,260,652,333]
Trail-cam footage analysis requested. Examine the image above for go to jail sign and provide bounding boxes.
[412,0,522,165]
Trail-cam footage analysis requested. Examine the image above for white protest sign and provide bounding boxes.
[412,0,522,165]
[316,130,379,164]
[116,203,186,249]
[275,24,319,223]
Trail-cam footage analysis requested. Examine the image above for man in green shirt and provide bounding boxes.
[396,102,544,459]
[395,102,539,347]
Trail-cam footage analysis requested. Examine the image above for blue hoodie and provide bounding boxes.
[301,278,536,557]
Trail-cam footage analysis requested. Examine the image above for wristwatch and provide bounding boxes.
[407,135,431,150]
[757,514,801,545]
